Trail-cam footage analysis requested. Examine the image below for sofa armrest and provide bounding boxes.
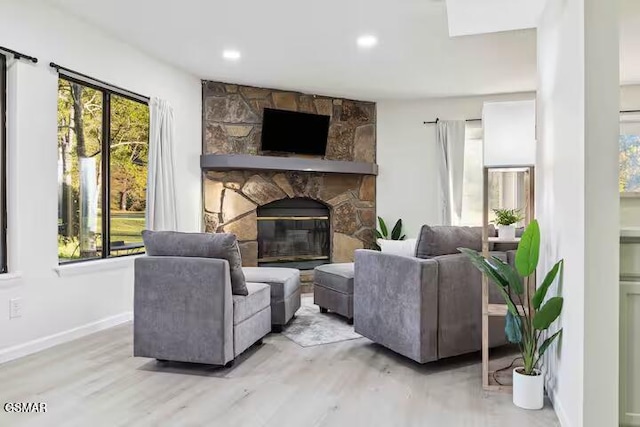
[353,249,439,363]
[134,256,234,364]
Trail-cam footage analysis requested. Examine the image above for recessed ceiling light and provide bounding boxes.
[222,50,241,61]
[357,35,378,48]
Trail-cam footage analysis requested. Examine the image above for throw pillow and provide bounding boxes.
[142,230,248,296]
[378,238,418,257]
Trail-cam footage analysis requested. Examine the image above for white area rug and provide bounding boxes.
[281,295,362,347]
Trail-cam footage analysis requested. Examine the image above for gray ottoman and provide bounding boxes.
[313,263,355,324]
[242,267,301,332]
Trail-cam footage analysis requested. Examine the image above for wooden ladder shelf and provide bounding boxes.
[481,165,535,391]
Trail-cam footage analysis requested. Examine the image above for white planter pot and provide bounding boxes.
[498,224,516,241]
[513,368,544,410]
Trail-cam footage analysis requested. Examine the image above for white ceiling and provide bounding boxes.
[49,0,537,101]
[48,0,640,101]
[445,0,545,37]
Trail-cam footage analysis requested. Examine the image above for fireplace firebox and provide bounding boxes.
[257,199,330,270]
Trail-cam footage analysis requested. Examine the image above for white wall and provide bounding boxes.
[377,92,534,237]
[537,0,619,426]
[0,0,201,361]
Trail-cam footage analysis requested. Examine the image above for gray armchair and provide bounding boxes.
[354,225,511,364]
[134,232,272,366]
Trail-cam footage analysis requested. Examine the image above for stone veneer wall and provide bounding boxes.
[202,81,376,266]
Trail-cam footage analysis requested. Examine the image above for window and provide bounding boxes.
[620,113,640,193]
[57,77,149,263]
[459,122,526,226]
[0,54,7,272]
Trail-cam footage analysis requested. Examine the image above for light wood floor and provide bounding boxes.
[0,322,559,427]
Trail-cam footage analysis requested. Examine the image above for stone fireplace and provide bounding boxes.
[257,198,330,270]
[201,81,377,270]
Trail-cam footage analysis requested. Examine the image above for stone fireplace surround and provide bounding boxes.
[201,81,377,272]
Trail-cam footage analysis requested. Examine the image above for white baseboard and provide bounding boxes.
[546,385,571,427]
[0,312,133,365]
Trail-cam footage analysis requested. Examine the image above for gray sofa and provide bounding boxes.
[134,232,272,366]
[354,225,514,364]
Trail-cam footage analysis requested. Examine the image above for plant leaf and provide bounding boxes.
[458,248,508,289]
[374,229,383,239]
[538,329,562,357]
[391,219,403,240]
[400,235,406,241]
[515,220,540,277]
[488,256,523,294]
[533,297,563,330]
[378,217,388,239]
[458,248,519,316]
[533,260,563,310]
[494,284,520,316]
[505,311,523,343]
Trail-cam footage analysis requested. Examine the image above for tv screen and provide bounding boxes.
[261,108,330,156]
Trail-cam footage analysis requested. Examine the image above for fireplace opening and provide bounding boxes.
[257,198,330,270]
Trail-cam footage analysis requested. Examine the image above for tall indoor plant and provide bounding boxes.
[458,220,563,410]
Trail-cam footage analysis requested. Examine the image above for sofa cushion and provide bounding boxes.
[232,282,271,325]
[242,267,300,301]
[142,230,248,296]
[314,263,355,294]
[415,225,495,258]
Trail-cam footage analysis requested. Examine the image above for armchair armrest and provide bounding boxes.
[134,256,234,365]
[354,249,439,363]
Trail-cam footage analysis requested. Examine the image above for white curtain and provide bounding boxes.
[435,120,466,225]
[146,98,178,231]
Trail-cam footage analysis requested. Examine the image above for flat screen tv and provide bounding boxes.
[261,108,330,156]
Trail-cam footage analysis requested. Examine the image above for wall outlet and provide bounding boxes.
[9,298,22,319]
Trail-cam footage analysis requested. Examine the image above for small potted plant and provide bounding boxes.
[459,220,564,410]
[374,217,405,250]
[492,208,523,241]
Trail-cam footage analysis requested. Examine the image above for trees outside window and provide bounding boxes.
[57,78,148,263]
[620,134,640,192]
[619,113,640,193]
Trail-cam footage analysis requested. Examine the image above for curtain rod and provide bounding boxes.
[426,109,640,124]
[49,62,150,104]
[423,118,482,125]
[0,46,38,64]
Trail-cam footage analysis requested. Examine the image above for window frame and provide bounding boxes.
[0,54,8,273]
[57,74,149,265]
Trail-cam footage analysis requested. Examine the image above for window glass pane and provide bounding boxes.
[109,95,149,256]
[619,113,640,193]
[620,134,640,192]
[57,79,103,262]
[460,138,483,225]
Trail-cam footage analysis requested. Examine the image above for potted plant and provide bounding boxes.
[492,208,524,240]
[374,217,405,251]
[458,220,563,410]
